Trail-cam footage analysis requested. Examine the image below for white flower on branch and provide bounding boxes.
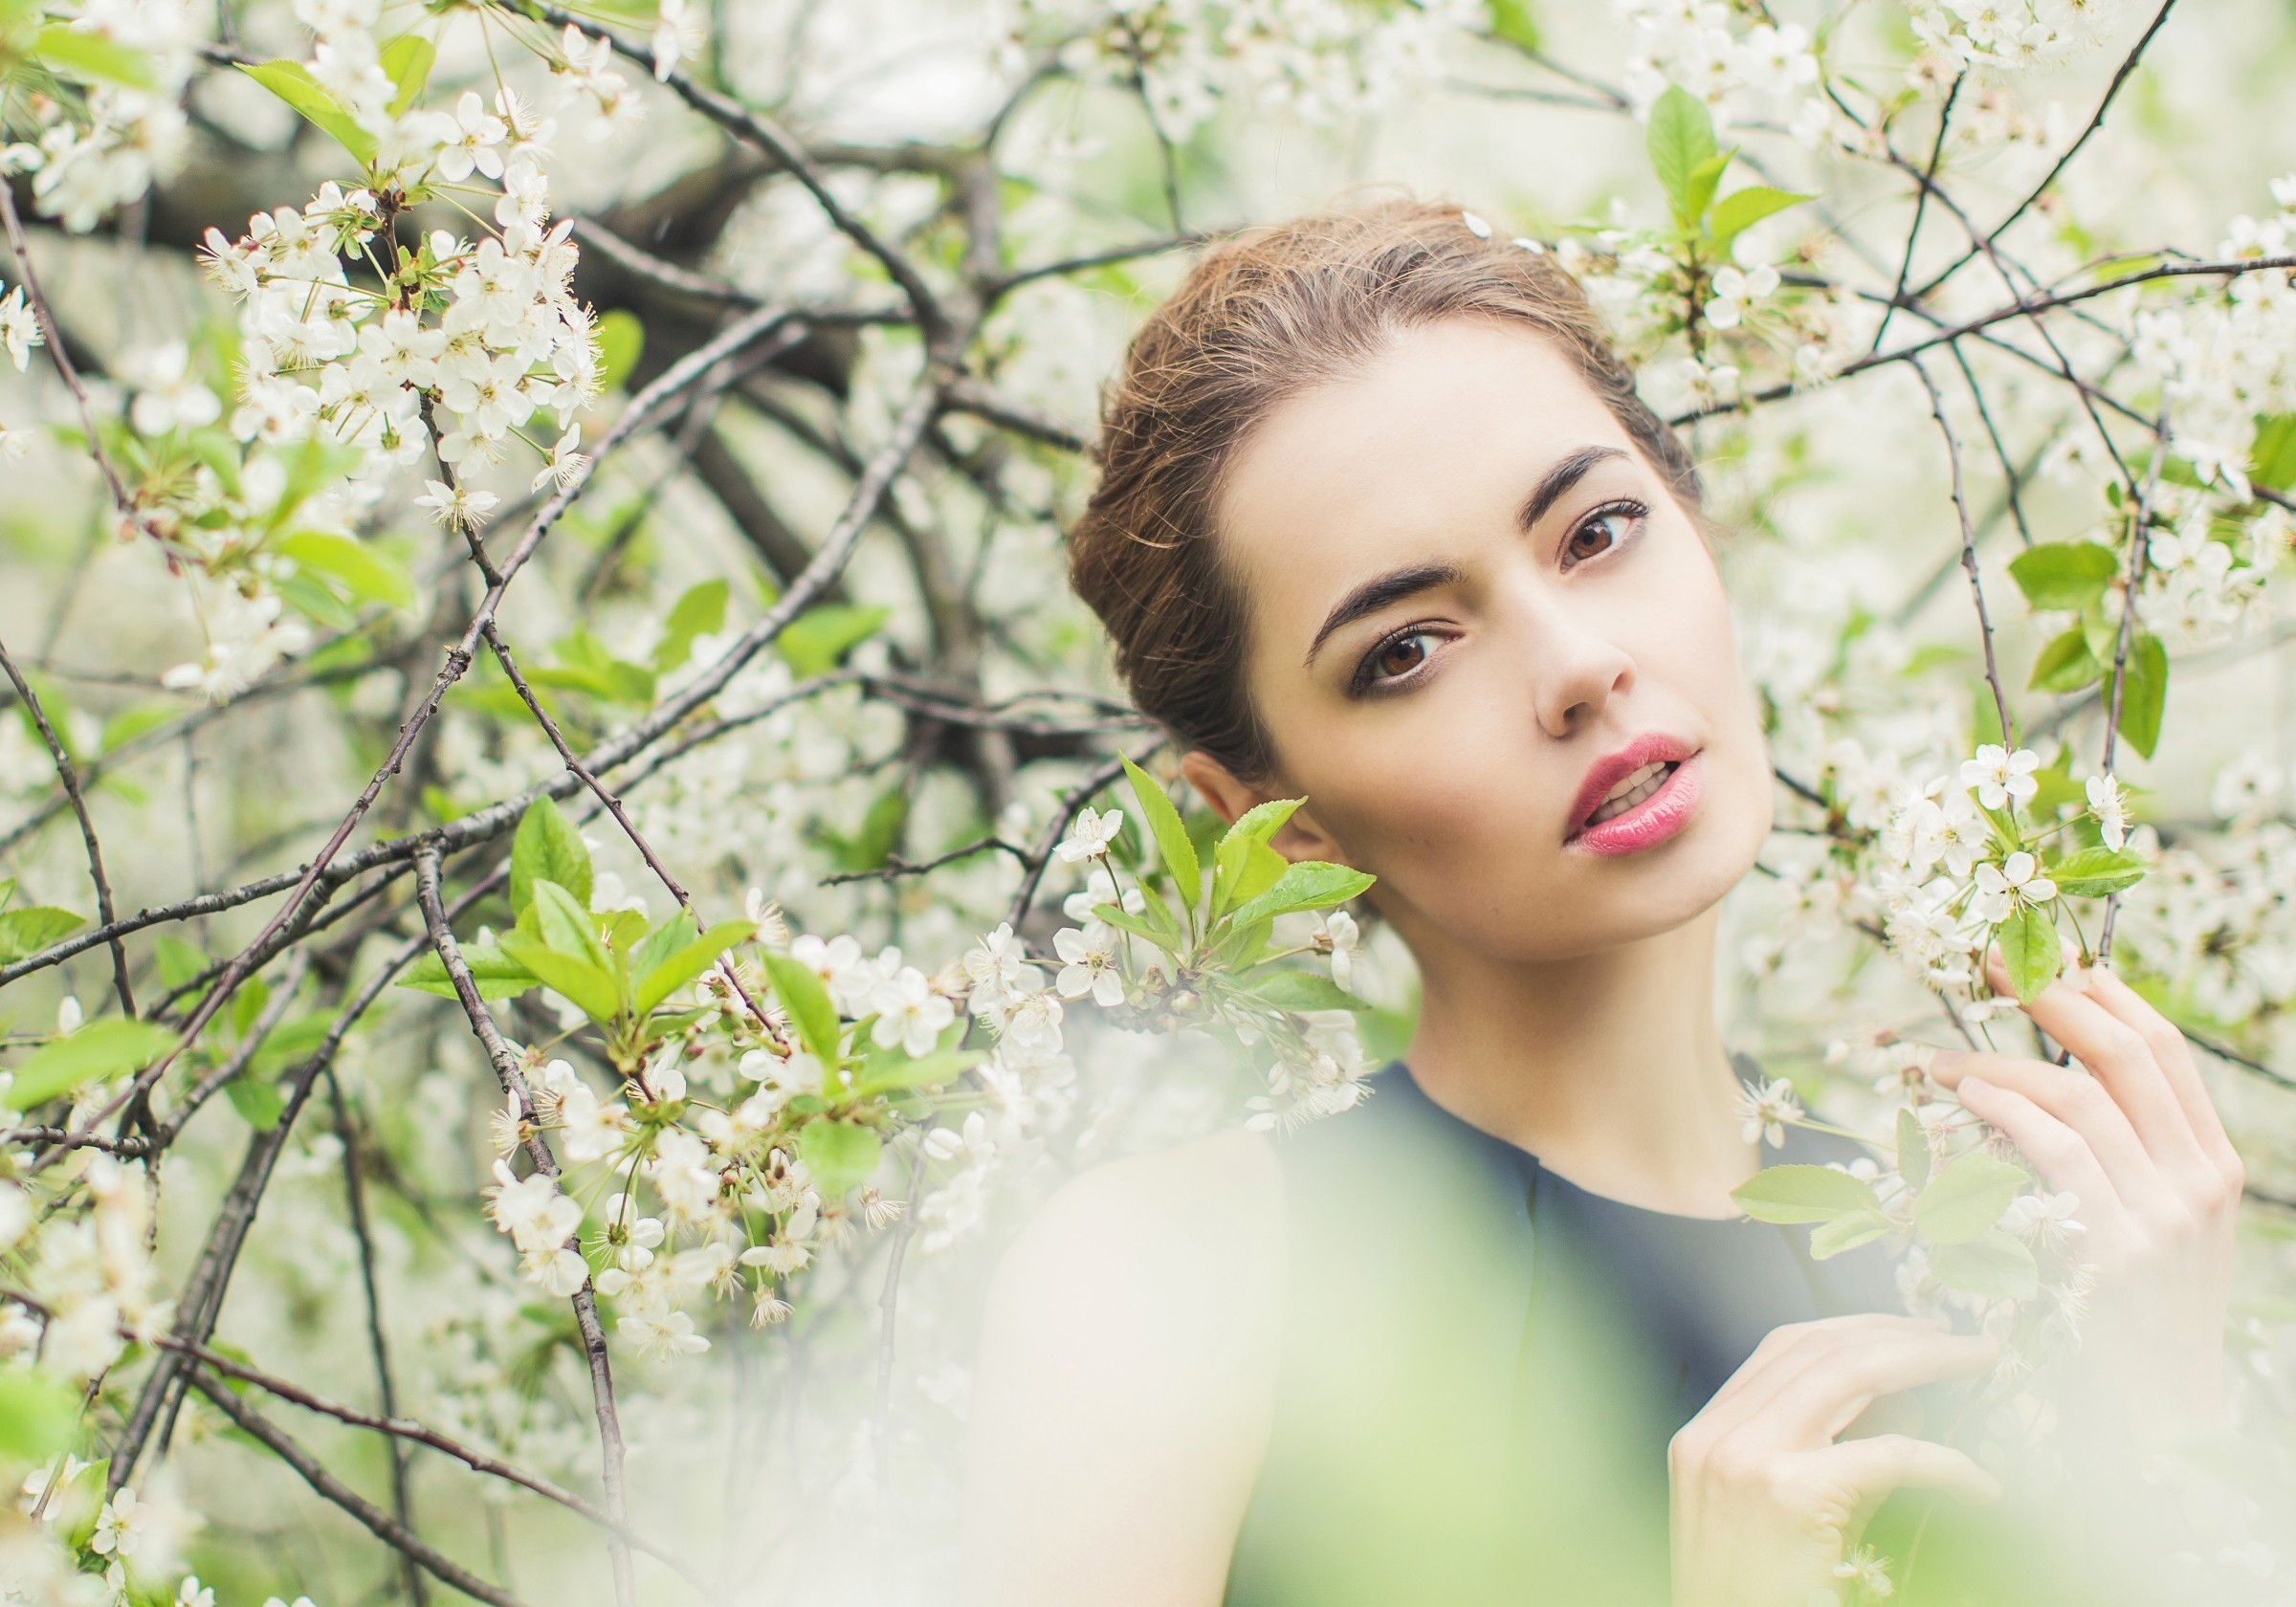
[1971,851,2057,923]
[1053,922,1124,1008]
[1734,1075,1802,1148]
[872,964,958,1056]
[1960,744,2041,811]
[0,284,42,371]
[1054,804,1125,863]
[415,478,499,532]
[2086,773,2130,849]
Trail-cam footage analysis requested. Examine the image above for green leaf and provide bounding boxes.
[1090,901,1182,956]
[797,1120,881,1196]
[239,59,378,165]
[1122,755,1200,917]
[1708,186,1815,251]
[1929,1229,2039,1301]
[1995,903,2061,1004]
[2252,413,2296,493]
[0,1370,79,1459]
[1646,85,1718,224]
[634,919,754,1017]
[225,1069,287,1130]
[34,22,155,88]
[1972,679,2007,749]
[2027,627,2103,693]
[1211,798,1301,919]
[1484,0,1539,49]
[1732,1164,1882,1224]
[1810,1209,1895,1260]
[1913,1151,2029,1244]
[629,915,691,986]
[2049,847,2145,898]
[762,954,841,1071]
[154,935,208,990]
[1227,862,1376,932]
[231,975,271,1039]
[496,933,622,1024]
[396,944,540,1001]
[1896,1108,1931,1195]
[775,604,890,678]
[851,1048,984,1099]
[379,33,433,117]
[1246,970,1369,1014]
[2107,633,2167,760]
[1682,150,1734,231]
[532,880,610,970]
[651,579,730,671]
[2007,541,2118,611]
[595,308,645,394]
[10,1019,178,1109]
[276,531,416,613]
[510,797,592,916]
[0,905,84,963]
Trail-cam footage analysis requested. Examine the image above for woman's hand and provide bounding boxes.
[1669,1314,1999,1607]
[1927,948,2244,1439]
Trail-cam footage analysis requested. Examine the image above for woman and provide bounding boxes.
[960,201,2243,1606]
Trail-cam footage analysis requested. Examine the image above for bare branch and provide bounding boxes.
[1910,359,2014,746]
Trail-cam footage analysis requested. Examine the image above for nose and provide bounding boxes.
[1528,608,1636,741]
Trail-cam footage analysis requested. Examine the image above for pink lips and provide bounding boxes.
[1565,737,1704,857]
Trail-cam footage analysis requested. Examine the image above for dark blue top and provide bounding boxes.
[1221,1058,1902,1607]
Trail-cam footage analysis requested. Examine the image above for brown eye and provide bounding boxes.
[1563,503,1646,567]
[1373,633,1428,679]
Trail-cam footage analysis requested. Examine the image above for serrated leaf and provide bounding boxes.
[1913,1152,2029,1244]
[1682,149,1733,231]
[1731,1163,1881,1224]
[651,578,730,671]
[775,604,891,678]
[2107,633,2167,760]
[634,919,754,1017]
[531,879,610,975]
[510,797,591,916]
[396,945,540,1001]
[0,905,84,963]
[1090,902,1182,956]
[1896,1108,1931,1195]
[239,59,377,165]
[1646,85,1718,224]
[495,934,620,1024]
[1210,798,1302,919]
[154,935,207,990]
[10,1018,178,1109]
[762,954,841,1071]
[1226,862,1376,932]
[2007,541,2118,611]
[1122,754,1200,920]
[2028,627,2102,693]
[797,1120,881,1196]
[850,1048,984,1099]
[1929,1229,2038,1301]
[276,531,415,612]
[225,1070,287,1130]
[1708,186,1814,250]
[379,33,433,117]
[1246,970,1369,1014]
[1810,1209,1895,1260]
[1995,903,2061,1004]
[2049,847,2145,898]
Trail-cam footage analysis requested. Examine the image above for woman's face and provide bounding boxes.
[1188,316,1773,965]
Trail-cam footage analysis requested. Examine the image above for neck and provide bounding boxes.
[1397,902,1756,1218]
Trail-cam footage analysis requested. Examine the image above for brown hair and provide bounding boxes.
[1068,198,1702,783]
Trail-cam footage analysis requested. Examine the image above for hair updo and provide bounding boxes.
[1067,197,1704,784]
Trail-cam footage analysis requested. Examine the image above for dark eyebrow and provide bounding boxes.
[1516,445,1628,534]
[1304,561,1465,668]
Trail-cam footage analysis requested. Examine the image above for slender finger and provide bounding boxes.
[1754,1330,1999,1448]
[2083,963,2242,1187]
[1954,1075,2130,1244]
[1810,1433,2001,1506]
[1982,947,2209,1180]
[1930,1047,2173,1217]
[1693,1316,1955,1439]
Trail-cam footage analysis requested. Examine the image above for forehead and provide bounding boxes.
[1214,318,1639,593]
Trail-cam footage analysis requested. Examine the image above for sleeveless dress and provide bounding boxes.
[1221,1057,1903,1607]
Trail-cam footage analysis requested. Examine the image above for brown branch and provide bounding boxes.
[0,180,139,526]
[1910,359,2013,745]
[185,1368,531,1607]
[1004,750,1139,930]
[0,631,133,1017]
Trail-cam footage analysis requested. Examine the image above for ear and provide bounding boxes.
[1177,750,1352,869]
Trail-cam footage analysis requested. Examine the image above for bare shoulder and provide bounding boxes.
[979,1124,1286,1398]
[961,1127,1286,1607]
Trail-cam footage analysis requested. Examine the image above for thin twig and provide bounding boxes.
[1910,359,2014,745]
